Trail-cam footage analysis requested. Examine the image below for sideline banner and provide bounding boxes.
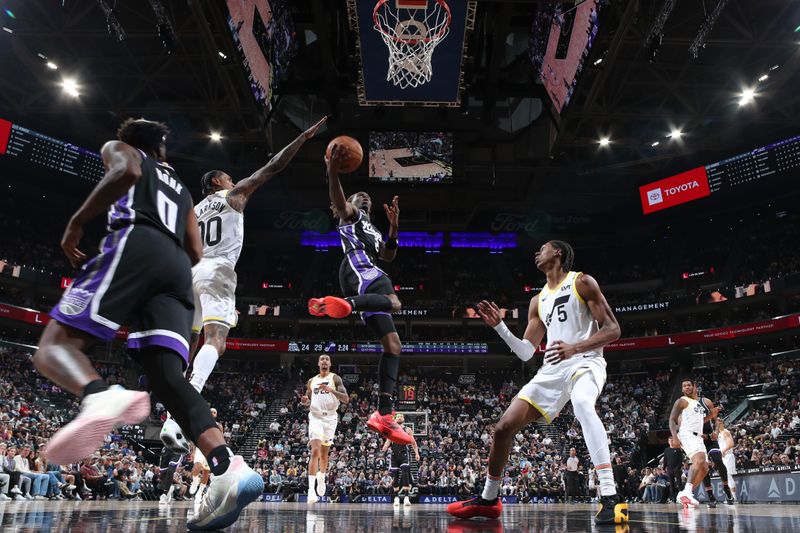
[698,469,800,503]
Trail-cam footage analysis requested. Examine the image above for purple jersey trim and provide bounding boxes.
[49,226,132,340]
[127,334,189,365]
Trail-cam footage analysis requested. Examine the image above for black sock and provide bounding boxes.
[83,379,110,398]
[705,488,716,501]
[378,393,393,416]
[207,445,234,476]
[346,294,393,312]
[723,485,732,499]
[378,352,399,415]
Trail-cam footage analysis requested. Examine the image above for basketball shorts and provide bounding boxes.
[515,356,607,424]
[722,452,736,476]
[191,257,238,333]
[308,412,338,447]
[338,253,394,298]
[678,431,707,460]
[50,225,194,364]
[391,450,410,469]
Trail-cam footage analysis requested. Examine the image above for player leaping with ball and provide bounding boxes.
[447,241,628,525]
[308,142,412,446]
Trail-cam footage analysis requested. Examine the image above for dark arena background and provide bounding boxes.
[1,1,799,532]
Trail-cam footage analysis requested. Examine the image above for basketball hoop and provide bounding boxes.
[373,0,452,89]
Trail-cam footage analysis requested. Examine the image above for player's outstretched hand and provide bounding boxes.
[476,300,502,327]
[304,116,327,140]
[383,195,399,227]
[61,219,87,268]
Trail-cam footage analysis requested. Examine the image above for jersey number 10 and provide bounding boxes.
[198,216,222,247]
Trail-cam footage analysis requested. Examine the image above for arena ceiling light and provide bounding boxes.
[47,61,58,70]
[668,129,683,140]
[758,74,769,82]
[738,87,756,106]
[61,77,80,97]
[598,137,611,147]
[651,141,660,147]
[209,131,222,142]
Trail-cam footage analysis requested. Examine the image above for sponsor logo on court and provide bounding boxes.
[58,287,93,316]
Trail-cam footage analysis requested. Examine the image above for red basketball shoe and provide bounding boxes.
[308,296,352,319]
[446,497,503,520]
[366,410,413,445]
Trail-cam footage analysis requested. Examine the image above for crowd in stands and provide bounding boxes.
[0,345,286,502]
[246,366,676,502]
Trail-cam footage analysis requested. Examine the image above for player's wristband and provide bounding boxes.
[493,321,534,362]
[385,237,398,250]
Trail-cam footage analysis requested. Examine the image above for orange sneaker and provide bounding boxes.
[308,296,352,319]
[446,497,503,520]
[366,410,413,445]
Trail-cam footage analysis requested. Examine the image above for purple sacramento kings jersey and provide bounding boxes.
[108,153,192,246]
[338,209,383,263]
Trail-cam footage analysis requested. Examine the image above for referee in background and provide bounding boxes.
[565,447,580,503]
[664,436,684,503]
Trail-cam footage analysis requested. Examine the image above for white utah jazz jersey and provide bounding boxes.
[537,271,601,359]
[680,396,708,435]
[309,373,340,414]
[194,190,244,266]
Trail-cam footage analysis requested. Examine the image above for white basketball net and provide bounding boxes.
[373,0,452,89]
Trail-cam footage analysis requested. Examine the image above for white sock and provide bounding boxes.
[308,475,316,493]
[316,471,326,483]
[684,482,693,493]
[189,345,219,393]
[195,484,206,500]
[481,477,501,500]
[596,467,616,497]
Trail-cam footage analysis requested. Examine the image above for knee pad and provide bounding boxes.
[364,313,397,338]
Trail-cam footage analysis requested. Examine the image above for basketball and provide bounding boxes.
[326,135,363,173]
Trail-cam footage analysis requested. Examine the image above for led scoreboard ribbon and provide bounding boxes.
[0,118,104,183]
[640,134,800,214]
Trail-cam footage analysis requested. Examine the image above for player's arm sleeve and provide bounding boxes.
[493,321,535,362]
[492,295,544,362]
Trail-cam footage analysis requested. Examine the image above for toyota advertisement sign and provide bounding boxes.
[639,166,711,214]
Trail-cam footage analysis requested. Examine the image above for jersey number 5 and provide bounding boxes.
[198,216,222,247]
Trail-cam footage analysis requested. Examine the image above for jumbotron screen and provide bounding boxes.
[225,0,272,111]
[369,131,454,183]
[540,0,601,113]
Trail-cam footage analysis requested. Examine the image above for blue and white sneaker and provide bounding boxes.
[187,456,262,530]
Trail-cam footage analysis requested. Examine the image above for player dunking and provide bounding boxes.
[447,241,628,525]
[160,117,326,450]
[669,378,719,508]
[381,414,419,507]
[307,143,412,446]
[31,118,261,529]
[300,354,349,504]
